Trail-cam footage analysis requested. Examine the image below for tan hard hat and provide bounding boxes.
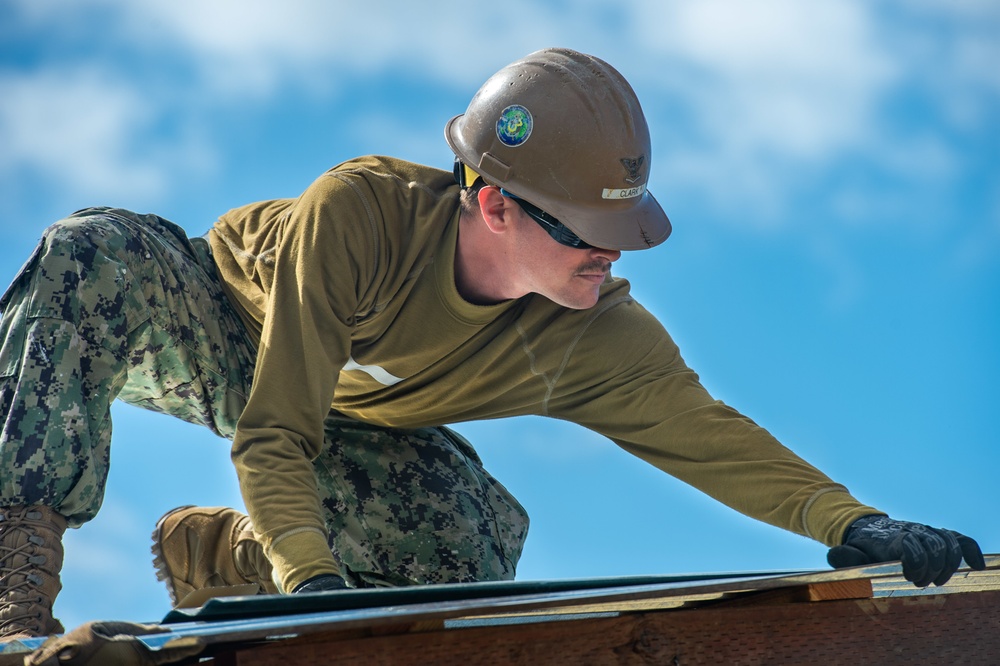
[445,47,671,251]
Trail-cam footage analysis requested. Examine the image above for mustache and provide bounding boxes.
[576,260,613,275]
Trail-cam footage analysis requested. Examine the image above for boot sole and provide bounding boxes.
[150,505,195,606]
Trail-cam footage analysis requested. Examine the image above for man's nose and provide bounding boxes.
[590,247,621,263]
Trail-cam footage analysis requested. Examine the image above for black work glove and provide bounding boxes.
[291,573,349,593]
[827,515,986,587]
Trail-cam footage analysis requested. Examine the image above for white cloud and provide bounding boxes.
[636,0,896,156]
[0,0,557,214]
[890,1,1000,131]
[0,66,216,210]
[623,0,901,222]
[14,0,551,98]
[614,0,1000,232]
[3,0,995,235]
[0,68,164,200]
[2,0,900,172]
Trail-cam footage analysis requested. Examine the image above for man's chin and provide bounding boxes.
[550,291,601,310]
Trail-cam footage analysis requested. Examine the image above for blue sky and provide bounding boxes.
[1,0,997,630]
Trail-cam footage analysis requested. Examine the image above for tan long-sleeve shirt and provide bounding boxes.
[209,155,878,591]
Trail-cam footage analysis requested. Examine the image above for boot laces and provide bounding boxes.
[0,512,50,634]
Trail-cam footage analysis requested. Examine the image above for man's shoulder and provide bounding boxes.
[324,155,456,194]
[527,277,672,352]
[591,279,669,341]
[519,279,684,388]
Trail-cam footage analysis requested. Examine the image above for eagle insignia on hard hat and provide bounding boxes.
[621,156,645,184]
[496,105,533,147]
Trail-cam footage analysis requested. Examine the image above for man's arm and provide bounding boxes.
[547,296,983,583]
[229,174,373,593]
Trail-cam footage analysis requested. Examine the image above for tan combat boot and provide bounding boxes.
[0,506,66,642]
[151,506,278,606]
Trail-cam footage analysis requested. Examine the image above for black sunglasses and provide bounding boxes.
[499,189,592,249]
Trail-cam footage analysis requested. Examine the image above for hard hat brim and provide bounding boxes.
[560,190,672,251]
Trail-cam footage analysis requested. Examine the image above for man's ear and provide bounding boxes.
[478,186,513,234]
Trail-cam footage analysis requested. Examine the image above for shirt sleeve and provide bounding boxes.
[547,296,879,547]
[230,172,376,590]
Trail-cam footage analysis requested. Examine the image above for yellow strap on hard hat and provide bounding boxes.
[462,162,482,188]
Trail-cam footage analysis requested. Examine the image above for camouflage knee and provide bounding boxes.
[312,417,529,587]
[0,208,252,525]
[0,213,137,523]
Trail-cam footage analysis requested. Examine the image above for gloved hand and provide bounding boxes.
[291,573,349,593]
[27,621,204,666]
[827,515,986,587]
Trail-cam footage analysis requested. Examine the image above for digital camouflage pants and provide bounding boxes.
[0,207,527,587]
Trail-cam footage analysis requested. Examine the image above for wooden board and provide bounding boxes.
[5,557,998,663]
[225,588,1000,666]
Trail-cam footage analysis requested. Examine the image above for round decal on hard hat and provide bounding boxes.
[496,105,533,147]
